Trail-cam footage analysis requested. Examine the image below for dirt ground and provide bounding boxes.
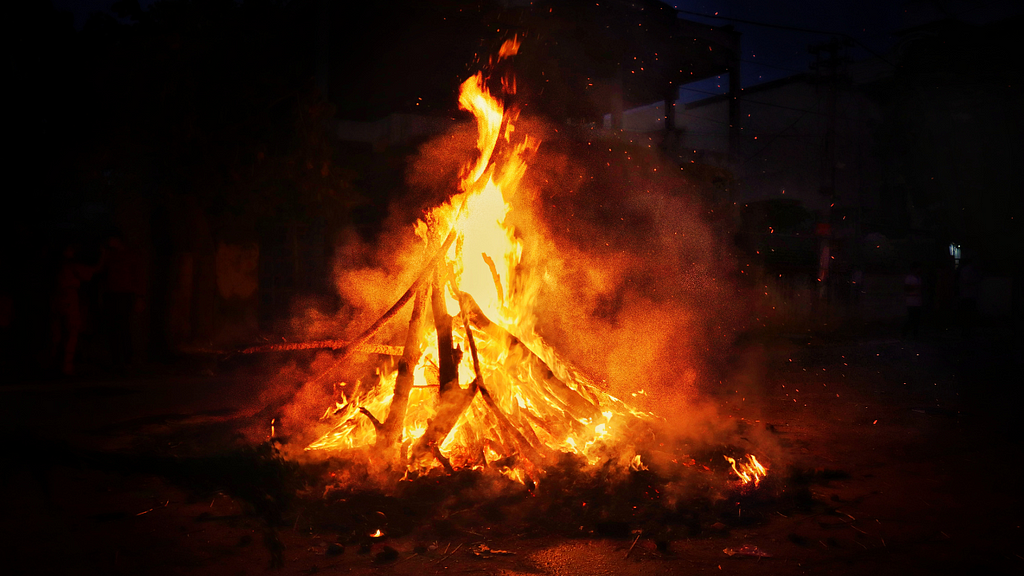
[2,322,1022,575]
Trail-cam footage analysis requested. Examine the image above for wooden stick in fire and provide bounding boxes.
[379,283,429,447]
[458,294,601,422]
[409,380,476,464]
[408,288,545,470]
[304,228,457,390]
[431,266,461,394]
[457,292,544,465]
[406,274,478,466]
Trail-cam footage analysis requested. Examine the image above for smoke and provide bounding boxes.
[273,114,771,467]
[327,125,479,338]
[503,121,744,419]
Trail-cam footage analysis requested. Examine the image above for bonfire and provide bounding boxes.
[299,38,766,490]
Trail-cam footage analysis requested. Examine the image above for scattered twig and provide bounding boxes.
[625,532,642,559]
[438,543,463,563]
[135,500,168,516]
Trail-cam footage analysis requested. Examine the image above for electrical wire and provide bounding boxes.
[673,8,899,70]
[741,93,824,166]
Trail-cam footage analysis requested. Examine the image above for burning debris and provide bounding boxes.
[724,454,768,488]
[287,38,768,496]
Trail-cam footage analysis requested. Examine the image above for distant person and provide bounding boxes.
[50,243,103,376]
[903,263,923,340]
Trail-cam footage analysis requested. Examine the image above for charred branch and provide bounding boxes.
[431,267,460,395]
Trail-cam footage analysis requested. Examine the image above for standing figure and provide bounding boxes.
[50,243,102,376]
[903,263,923,340]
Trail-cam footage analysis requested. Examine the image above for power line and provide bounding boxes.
[676,8,850,38]
[741,93,824,166]
[740,58,809,75]
[673,8,898,70]
[680,85,828,117]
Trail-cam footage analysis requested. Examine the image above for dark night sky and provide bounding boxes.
[53,0,157,28]
[54,0,1024,103]
[671,0,1024,101]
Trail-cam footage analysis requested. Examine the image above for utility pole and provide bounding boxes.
[809,38,847,200]
[809,37,849,317]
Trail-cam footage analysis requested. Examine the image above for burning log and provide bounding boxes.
[480,252,504,309]
[407,289,546,474]
[459,294,601,423]
[305,230,457,390]
[457,293,544,467]
[402,271,470,469]
[380,285,429,447]
[409,379,476,466]
[430,268,460,395]
[407,292,528,471]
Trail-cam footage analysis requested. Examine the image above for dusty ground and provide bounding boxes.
[2,322,1022,575]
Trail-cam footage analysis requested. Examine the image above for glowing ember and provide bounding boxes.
[369,529,384,538]
[724,454,768,487]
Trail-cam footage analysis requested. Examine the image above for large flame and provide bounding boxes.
[306,38,766,489]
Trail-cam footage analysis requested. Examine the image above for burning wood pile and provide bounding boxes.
[296,39,767,492]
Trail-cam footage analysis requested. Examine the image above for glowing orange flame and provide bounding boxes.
[724,454,768,487]
[304,38,766,491]
[630,454,648,472]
